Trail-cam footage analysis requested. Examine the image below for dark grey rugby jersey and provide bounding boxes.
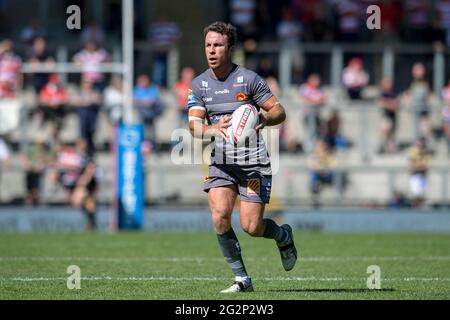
[188,64,273,173]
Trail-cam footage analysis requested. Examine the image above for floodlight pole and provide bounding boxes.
[122,0,134,124]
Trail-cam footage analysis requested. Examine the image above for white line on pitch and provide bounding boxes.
[1,276,450,282]
[1,256,450,262]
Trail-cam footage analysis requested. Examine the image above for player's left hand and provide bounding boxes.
[255,112,267,130]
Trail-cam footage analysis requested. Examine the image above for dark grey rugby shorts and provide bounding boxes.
[203,164,272,203]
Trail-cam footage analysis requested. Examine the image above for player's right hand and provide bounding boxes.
[211,115,232,141]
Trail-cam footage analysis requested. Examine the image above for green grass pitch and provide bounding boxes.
[0,232,449,299]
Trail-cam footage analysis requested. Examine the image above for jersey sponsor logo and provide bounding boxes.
[235,92,247,101]
[200,81,211,91]
[203,97,212,102]
[247,178,260,196]
[233,77,247,87]
[214,89,230,95]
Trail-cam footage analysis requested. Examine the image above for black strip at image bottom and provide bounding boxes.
[1,300,446,319]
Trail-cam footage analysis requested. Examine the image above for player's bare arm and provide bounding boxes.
[255,96,286,130]
[188,108,232,141]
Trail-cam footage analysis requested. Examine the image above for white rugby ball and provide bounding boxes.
[226,104,259,146]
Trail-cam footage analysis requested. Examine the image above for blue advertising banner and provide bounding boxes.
[117,123,144,229]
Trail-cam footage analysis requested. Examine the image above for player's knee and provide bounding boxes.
[241,222,262,237]
[213,220,231,234]
[211,208,231,221]
[211,210,232,233]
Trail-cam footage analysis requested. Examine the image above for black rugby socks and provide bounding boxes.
[262,218,288,244]
[217,228,248,278]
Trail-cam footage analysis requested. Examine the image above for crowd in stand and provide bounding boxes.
[0,28,170,223]
[1,1,450,211]
[226,0,450,45]
[0,42,447,210]
[296,56,448,208]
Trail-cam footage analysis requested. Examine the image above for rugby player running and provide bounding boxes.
[187,22,297,292]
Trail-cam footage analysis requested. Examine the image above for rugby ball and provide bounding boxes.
[226,104,259,146]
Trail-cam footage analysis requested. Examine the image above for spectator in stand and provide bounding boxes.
[256,55,277,79]
[335,0,364,42]
[299,74,326,152]
[342,57,369,100]
[27,36,54,94]
[434,0,450,46]
[378,0,402,42]
[20,141,48,206]
[148,16,181,87]
[229,0,258,42]
[276,6,304,82]
[0,40,22,99]
[133,74,164,151]
[305,4,332,42]
[37,74,68,145]
[442,79,450,153]
[266,76,297,153]
[106,1,123,39]
[294,0,332,77]
[52,139,98,231]
[0,40,22,137]
[72,80,102,156]
[379,78,401,153]
[294,0,323,30]
[403,0,432,43]
[308,139,338,208]
[174,67,195,129]
[103,77,123,125]
[387,190,411,209]
[321,109,347,152]
[408,137,432,208]
[406,62,432,143]
[443,106,450,153]
[258,0,284,39]
[20,19,47,45]
[73,41,109,92]
[81,21,106,44]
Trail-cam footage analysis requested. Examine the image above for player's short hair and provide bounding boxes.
[203,21,236,48]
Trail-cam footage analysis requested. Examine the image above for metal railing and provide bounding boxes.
[0,155,448,208]
[142,162,449,208]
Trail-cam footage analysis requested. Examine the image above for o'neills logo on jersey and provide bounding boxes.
[236,108,251,136]
[214,89,230,95]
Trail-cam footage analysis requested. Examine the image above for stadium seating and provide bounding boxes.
[1,84,448,207]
